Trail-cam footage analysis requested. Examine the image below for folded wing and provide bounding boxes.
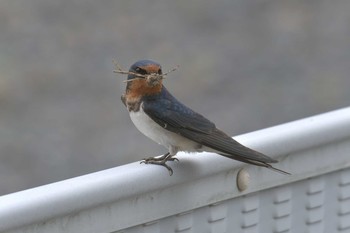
[142,93,277,164]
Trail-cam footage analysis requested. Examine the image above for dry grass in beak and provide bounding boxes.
[113,60,179,84]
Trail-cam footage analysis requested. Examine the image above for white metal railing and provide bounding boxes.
[1,107,350,233]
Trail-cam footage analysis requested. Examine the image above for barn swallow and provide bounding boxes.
[121,60,289,176]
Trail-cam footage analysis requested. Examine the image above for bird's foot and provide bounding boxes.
[140,153,179,176]
[141,152,179,162]
[141,156,179,162]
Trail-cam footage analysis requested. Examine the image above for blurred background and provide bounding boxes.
[1,0,349,195]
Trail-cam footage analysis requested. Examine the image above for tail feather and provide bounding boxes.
[219,153,290,175]
[265,164,291,175]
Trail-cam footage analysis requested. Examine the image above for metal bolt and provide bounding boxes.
[236,169,250,191]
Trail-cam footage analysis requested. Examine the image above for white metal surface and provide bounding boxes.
[1,107,350,233]
[121,168,350,233]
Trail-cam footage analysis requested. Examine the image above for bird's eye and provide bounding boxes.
[158,69,162,74]
[135,67,147,75]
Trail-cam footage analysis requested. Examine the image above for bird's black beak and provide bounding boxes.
[146,73,163,87]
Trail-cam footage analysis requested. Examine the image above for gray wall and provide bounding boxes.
[1,0,350,195]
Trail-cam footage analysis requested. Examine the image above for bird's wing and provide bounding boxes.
[188,128,277,163]
[143,98,215,134]
[142,98,277,164]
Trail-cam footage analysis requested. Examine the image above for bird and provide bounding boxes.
[120,59,289,176]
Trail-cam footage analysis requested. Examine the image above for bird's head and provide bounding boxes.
[125,60,163,97]
[128,60,163,86]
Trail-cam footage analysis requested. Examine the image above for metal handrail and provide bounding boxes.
[1,107,350,232]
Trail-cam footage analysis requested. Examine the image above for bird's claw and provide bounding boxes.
[141,157,179,163]
[140,155,178,176]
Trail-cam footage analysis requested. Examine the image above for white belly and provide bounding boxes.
[129,107,199,154]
